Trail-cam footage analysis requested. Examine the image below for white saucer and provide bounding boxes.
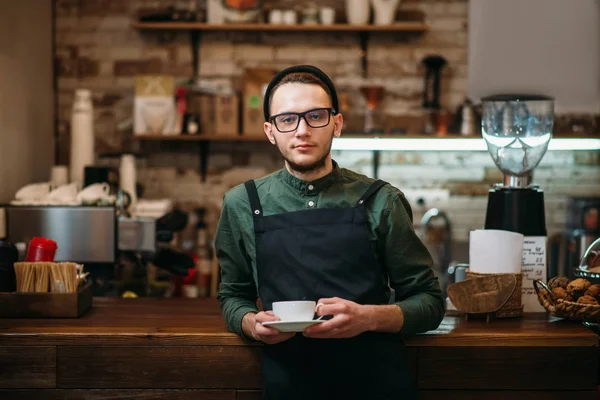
[262,319,325,332]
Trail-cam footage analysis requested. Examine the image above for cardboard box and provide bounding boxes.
[198,95,216,134]
[243,68,277,136]
[215,95,239,135]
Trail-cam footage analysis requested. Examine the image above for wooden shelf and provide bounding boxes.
[134,134,262,141]
[134,133,600,141]
[134,134,489,142]
[132,21,429,33]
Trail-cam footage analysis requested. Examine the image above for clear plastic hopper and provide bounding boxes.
[481,95,554,188]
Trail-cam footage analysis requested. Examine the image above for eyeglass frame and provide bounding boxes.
[268,107,337,133]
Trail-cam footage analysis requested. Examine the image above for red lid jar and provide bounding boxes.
[26,237,58,262]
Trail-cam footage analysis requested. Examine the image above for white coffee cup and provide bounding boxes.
[272,300,317,321]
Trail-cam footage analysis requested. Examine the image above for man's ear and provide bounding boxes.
[264,121,276,145]
[333,113,343,138]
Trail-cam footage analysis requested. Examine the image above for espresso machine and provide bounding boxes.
[481,94,554,311]
[4,205,118,296]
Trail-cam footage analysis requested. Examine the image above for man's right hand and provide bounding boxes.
[242,311,295,344]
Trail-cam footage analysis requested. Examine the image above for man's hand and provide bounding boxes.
[302,297,373,339]
[242,311,296,344]
[303,297,404,339]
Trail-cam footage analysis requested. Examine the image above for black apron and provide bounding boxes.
[245,179,417,400]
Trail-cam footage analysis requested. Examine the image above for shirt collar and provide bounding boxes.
[279,160,342,193]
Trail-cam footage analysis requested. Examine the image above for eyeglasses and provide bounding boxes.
[269,108,335,133]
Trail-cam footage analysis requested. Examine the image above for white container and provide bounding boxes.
[50,165,69,188]
[371,0,400,25]
[70,89,95,185]
[269,9,283,24]
[320,7,335,25]
[119,154,137,210]
[206,0,224,23]
[345,0,370,25]
[283,10,297,25]
[469,229,524,274]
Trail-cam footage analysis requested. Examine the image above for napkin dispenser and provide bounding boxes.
[447,229,526,319]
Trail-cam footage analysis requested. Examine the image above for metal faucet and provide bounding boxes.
[420,208,453,290]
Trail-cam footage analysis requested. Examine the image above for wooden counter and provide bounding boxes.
[0,298,598,399]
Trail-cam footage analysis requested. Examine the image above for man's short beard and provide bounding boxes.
[284,151,329,173]
[277,133,334,175]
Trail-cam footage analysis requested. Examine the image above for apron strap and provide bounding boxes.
[244,180,263,220]
[356,179,388,206]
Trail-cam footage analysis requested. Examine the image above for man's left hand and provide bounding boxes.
[302,297,374,339]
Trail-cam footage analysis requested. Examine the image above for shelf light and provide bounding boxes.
[331,137,600,152]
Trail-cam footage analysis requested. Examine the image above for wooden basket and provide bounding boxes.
[0,282,92,318]
[466,271,524,318]
[534,279,600,322]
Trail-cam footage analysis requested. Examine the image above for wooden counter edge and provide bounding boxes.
[0,331,596,347]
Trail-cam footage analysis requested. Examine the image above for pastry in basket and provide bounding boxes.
[552,287,573,302]
[548,276,569,290]
[566,278,591,298]
[577,295,599,305]
[585,284,600,299]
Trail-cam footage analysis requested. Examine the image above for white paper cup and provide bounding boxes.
[272,300,316,321]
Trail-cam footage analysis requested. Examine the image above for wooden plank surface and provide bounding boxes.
[0,347,56,388]
[0,389,596,400]
[418,346,598,390]
[236,391,262,400]
[0,390,236,399]
[57,346,262,389]
[419,391,597,400]
[0,298,596,347]
[410,312,599,347]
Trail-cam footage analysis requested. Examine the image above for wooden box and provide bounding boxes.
[0,282,92,318]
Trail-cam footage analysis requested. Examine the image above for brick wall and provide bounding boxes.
[54,0,599,246]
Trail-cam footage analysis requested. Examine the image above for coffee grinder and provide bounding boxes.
[481,94,554,311]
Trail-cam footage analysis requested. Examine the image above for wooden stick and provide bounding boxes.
[14,263,22,292]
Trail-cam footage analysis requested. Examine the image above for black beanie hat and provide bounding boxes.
[263,64,339,122]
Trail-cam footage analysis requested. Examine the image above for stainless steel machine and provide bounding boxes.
[5,205,117,263]
[4,205,119,295]
[2,203,192,297]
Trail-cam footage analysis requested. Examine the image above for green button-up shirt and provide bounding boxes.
[215,161,444,338]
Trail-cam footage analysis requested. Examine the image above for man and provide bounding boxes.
[216,64,444,400]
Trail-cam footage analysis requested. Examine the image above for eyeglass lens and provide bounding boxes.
[273,109,331,132]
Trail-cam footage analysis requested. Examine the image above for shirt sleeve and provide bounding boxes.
[379,192,445,335]
[215,192,259,340]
